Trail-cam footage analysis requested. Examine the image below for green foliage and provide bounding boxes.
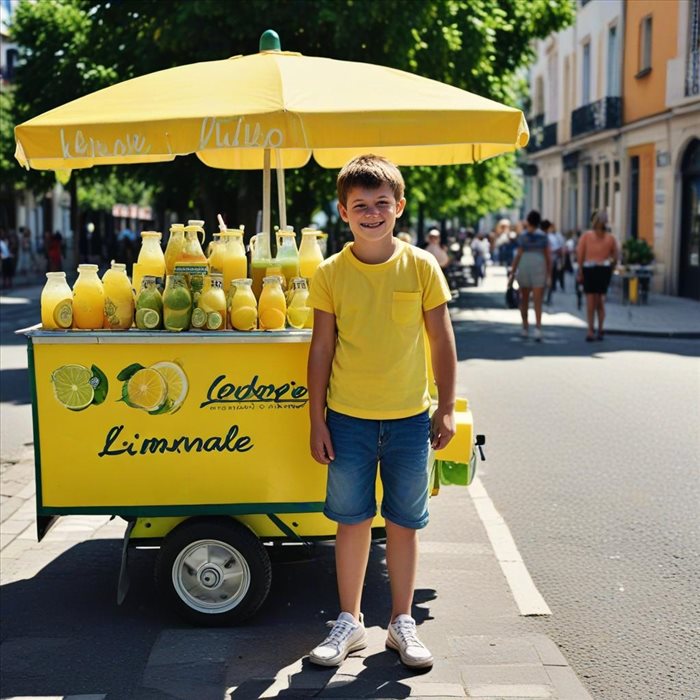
[622,238,655,266]
[8,0,574,228]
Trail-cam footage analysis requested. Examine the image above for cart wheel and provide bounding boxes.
[155,517,271,626]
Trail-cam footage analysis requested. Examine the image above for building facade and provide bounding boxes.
[524,0,700,299]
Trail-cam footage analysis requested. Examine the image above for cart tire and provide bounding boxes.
[155,517,271,626]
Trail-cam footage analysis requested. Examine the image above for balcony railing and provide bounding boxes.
[687,49,700,97]
[571,97,622,138]
[526,114,558,153]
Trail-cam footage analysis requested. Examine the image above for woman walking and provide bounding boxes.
[508,210,551,341]
[577,211,618,341]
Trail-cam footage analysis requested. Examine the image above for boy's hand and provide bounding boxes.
[310,419,335,464]
[430,408,456,450]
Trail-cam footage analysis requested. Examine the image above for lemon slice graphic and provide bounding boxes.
[126,368,168,411]
[51,364,94,410]
[206,311,224,330]
[190,307,207,328]
[150,361,188,413]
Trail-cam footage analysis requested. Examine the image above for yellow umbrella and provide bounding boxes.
[14,31,529,230]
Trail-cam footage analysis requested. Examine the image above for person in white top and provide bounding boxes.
[425,229,450,269]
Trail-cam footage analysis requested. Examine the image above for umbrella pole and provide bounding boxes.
[262,148,271,238]
[276,150,287,229]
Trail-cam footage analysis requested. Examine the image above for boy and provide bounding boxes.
[307,155,457,670]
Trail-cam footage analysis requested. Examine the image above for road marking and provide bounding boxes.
[469,475,551,616]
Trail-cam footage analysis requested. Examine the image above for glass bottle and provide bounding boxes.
[286,277,310,329]
[134,231,166,291]
[299,228,325,280]
[72,264,105,329]
[208,233,223,272]
[193,272,227,330]
[258,275,287,331]
[164,223,186,275]
[102,261,134,329]
[220,227,248,293]
[275,226,300,289]
[41,272,73,330]
[162,273,192,332]
[228,278,258,331]
[182,224,208,263]
[249,232,272,300]
[135,276,164,329]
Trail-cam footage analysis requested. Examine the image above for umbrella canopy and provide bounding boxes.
[15,47,529,172]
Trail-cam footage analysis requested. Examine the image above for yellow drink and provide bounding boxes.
[220,229,248,293]
[229,278,258,331]
[299,229,324,279]
[275,228,300,289]
[164,224,186,275]
[162,274,192,332]
[251,261,269,300]
[137,231,166,279]
[41,272,73,329]
[208,234,224,274]
[278,258,300,289]
[194,273,227,330]
[258,275,287,331]
[73,264,105,329]
[102,262,134,329]
[286,277,310,329]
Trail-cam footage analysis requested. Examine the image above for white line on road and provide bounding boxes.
[469,475,551,616]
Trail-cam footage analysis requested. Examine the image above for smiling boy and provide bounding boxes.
[307,154,457,669]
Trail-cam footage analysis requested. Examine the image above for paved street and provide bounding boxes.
[1,273,699,699]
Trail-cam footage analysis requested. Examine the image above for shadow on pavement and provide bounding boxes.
[0,367,31,405]
[0,537,436,699]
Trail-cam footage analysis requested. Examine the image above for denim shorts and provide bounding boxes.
[324,408,432,529]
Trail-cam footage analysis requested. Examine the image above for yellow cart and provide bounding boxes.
[23,327,478,625]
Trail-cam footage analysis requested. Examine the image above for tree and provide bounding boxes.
[9,0,574,236]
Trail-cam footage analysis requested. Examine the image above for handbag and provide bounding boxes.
[505,282,520,309]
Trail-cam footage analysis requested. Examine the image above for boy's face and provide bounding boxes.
[338,184,405,246]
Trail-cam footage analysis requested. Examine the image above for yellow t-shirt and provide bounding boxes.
[308,239,451,420]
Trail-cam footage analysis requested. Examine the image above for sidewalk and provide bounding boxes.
[451,265,700,339]
[0,441,593,699]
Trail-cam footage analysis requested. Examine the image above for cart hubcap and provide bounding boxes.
[172,539,251,614]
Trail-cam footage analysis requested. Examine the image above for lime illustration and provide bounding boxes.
[150,361,189,414]
[52,300,73,329]
[136,308,160,329]
[190,307,207,328]
[51,364,94,411]
[90,364,109,405]
[206,311,223,330]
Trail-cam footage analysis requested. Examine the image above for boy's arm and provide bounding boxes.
[424,302,457,450]
[307,308,337,464]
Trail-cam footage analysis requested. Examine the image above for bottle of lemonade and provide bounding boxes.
[249,233,272,300]
[258,275,287,331]
[162,273,192,332]
[299,228,325,280]
[135,276,163,329]
[41,272,73,329]
[286,277,311,329]
[275,226,300,289]
[102,262,134,329]
[220,227,247,292]
[192,273,226,330]
[229,278,258,331]
[164,223,186,275]
[134,231,166,293]
[72,264,105,329]
[208,233,224,273]
[182,223,207,263]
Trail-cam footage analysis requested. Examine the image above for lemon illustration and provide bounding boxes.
[206,311,224,330]
[286,306,310,329]
[51,364,94,410]
[190,307,207,328]
[230,306,257,331]
[259,307,286,330]
[126,368,168,411]
[150,361,188,413]
[52,300,73,329]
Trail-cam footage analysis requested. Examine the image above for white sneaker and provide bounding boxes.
[386,614,434,669]
[309,611,367,667]
[534,327,542,342]
[520,327,529,338]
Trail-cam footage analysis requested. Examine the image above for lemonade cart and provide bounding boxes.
[23,326,477,624]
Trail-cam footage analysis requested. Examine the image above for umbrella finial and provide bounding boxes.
[259,30,281,52]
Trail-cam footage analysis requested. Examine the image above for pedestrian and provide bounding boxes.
[0,228,15,290]
[508,209,551,341]
[425,228,450,269]
[307,154,457,671]
[543,220,565,303]
[577,211,618,341]
[470,231,490,284]
[494,218,511,266]
[48,232,64,272]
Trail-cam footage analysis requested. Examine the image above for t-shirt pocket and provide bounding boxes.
[391,291,422,326]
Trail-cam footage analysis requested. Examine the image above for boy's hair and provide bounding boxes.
[337,154,405,206]
[526,210,541,228]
